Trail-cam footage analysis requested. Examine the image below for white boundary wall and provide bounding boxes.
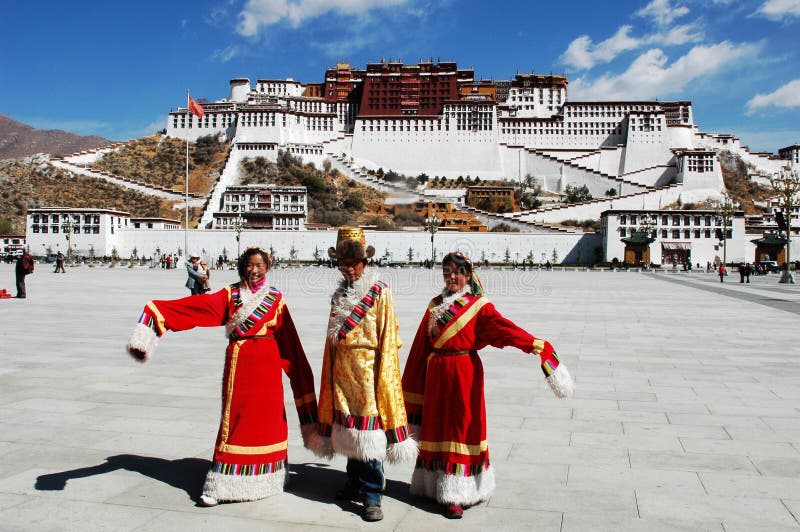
[107,229,600,265]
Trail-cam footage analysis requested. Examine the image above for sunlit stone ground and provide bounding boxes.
[0,263,799,531]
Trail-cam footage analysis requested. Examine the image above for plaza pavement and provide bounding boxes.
[0,262,799,531]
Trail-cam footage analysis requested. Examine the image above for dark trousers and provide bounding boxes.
[15,273,27,298]
[345,458,384,506]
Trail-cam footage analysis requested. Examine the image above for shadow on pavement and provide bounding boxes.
[34,454,209,502]
[288,462,442,516]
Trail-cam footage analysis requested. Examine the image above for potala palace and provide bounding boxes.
[166,59,791,208]
[23,58,799,267]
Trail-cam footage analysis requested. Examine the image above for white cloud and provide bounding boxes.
[635,0,690,27]
[754,0,800,21]
[746,78,800,114]
[210,45,240,63]
[560,25,641,70]
[236,0,409,36]
[644,22,704,46]
[560,22,703,71]
[570,41,761,100]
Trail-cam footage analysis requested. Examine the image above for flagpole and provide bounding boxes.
[185,89,190,260]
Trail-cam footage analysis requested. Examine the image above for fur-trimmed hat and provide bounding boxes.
[328,227,375,261]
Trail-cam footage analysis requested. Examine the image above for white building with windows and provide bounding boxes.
[26,207,131,257]
[601,209,748,266]
[1,234,26,258]
[212,184,307,230]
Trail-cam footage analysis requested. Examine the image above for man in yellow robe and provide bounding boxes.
[308,228,416,522]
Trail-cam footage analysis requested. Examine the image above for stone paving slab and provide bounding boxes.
[1,264,799,530]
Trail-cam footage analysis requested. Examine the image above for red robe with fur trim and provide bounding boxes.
[129,283,317,502]
[401,291,571,506]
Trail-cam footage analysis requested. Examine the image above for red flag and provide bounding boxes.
[188,96,205,119]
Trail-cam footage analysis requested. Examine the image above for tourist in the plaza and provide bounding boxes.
[126,246,318,506]
[54,251,66,273]
[14,249,35,298]
[401,252,574,519]
[718,263,727,283]
[308,228,416,523]
[744,263,752,283]
[185,252,208,295]
[198,260,211,293]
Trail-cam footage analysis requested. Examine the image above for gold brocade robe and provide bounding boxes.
[311,274,416,463]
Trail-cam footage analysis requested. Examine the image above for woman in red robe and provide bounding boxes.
[126,247,318,506]
[402,252,574,518]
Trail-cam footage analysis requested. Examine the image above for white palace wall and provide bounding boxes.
[108,228,599,266]
[350,122,504,179]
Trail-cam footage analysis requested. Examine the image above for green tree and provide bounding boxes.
[563,184,593,204]
[551,248,559,264]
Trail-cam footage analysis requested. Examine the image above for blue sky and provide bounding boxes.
[1,0,798,152]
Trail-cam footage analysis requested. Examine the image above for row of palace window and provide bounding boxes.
[564,104,659,118]
[31,225,100,234]
[175,114,236,129]
[620,227,732,239]
[619,214,724,227]
[33,214,101,224]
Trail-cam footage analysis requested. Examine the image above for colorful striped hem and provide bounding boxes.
[211,459,286,476]
[540,351,561,377]
[137,309,162,337]
[334,410,384,431]
[385,424,410,444]
[416,457,490,477]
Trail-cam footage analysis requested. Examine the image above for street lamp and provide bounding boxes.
[424,210,440,267]
[233,212,244,260]
[713,194,737,267]
[770,164,800,284]
[64,217,73,261]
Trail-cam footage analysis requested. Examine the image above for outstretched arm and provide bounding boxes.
[127,287,230,362]
[476,303,574,398]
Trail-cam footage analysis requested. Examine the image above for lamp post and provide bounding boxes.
[64,217,73,261]
[233,213,244,260]
[770,164,800,284]
[424,210,440,267]
[713,194,737,267]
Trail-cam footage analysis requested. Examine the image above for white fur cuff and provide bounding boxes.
[307,432,335,460]
[546,364,575,398]
[386,436,418,464]
[301,423,319,450]
[126,323,158,362]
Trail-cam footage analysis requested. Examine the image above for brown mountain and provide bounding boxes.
[0,114,111,159]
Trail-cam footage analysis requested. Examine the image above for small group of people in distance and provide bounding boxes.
[126,228,574,521]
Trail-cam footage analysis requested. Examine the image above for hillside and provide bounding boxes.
[0,156,179,233]
[718,150,774,214]
[239,151,385,226]
[93,134,228,195]
[0,114,111,159]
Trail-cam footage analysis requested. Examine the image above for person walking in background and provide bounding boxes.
[185,252,208,295]
[54,251,66,273]
[198,260,211,293]
[744,263,752,283]
[718,263,727,283]
[308,228,416,523]
[126,246,318,506]
[738,262,746,283]
[15,249,35,298]
[402,252,574,519]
